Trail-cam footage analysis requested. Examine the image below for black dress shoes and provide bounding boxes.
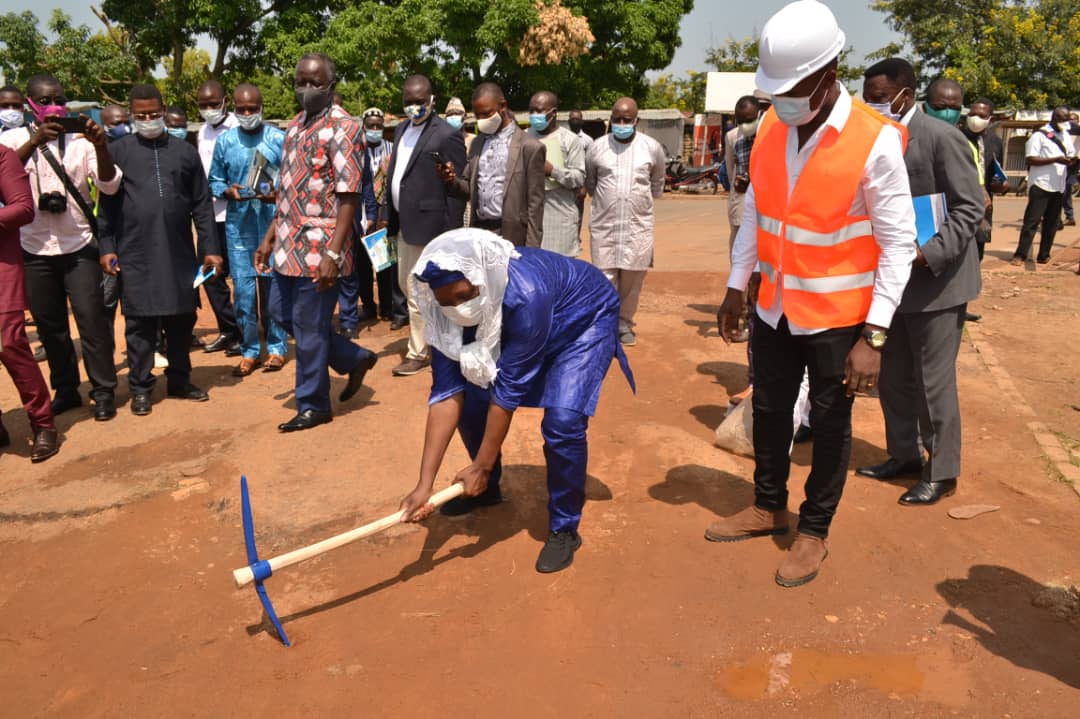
[440,487,503,517]
[899,478,957,506]
[93,396,117,422]
[50,392,83,416]
[278,409,333,432]
[793,424,813,444]
[224,340,243,357]
[536,530,582,573]
[167,383,209,402]
[30,428,59,463]
[339,352,378,402]
[390,317,409,331]
[131,393,153,415]
[202,334,234,353]
[855,457,924,480]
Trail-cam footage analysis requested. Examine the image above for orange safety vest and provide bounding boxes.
[751,99,908,329]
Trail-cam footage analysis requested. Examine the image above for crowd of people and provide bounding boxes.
[0,0,1077,579]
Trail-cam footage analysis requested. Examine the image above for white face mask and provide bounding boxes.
[237,112,262,131]
[476,113,502,135]
[966,115,990,134]
[737,118,759,137]
[199,102,226,125]
[865,88,907,123]
[772,73,829,127]
[440,295,483,327]
[134,117,165,139]
[0,108,24,129]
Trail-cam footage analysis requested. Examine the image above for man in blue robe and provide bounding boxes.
[398,229,634,573]
[208,83,290,376]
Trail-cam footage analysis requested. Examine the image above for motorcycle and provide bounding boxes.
[664,155,719,194]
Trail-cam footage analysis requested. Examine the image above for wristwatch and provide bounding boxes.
[862,327,887,350]
[324,248,344,268]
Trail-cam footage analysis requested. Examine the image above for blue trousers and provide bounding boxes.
[269,273,373,414]
[234,274,288,359]
[459,384,590,533]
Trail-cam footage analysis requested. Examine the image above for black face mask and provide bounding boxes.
[568,119,584,133]
[296,86,332,116]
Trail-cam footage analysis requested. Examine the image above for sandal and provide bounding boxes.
[233,357,262,377]
[263,354,285,372]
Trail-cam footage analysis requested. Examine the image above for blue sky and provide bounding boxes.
[7,1,902,81]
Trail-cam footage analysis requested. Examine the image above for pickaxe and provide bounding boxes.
[233,475,465,647]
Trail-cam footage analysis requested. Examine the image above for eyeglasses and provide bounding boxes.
[132,111,164,121]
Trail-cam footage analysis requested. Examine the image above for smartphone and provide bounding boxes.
[52,116,88,134]
[430,151,445,165]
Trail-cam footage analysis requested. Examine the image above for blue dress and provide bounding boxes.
[428,248,634,533]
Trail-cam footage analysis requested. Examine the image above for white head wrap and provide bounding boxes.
[411,229,521,388]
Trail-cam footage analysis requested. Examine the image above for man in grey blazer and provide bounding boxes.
[857,61,984,505]
[440,83,546,247]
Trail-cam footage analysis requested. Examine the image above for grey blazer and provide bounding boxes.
[448,124,546,247]
[897,110,985,313]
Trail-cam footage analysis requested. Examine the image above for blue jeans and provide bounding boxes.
[269,273,374,414]
[234,274,287,359]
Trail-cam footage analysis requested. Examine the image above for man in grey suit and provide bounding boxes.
[857,61,984,505]
[439,83,546,247]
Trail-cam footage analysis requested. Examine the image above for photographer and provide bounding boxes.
[0,74,121,423]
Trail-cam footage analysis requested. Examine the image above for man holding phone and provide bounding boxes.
[0,73,122,423]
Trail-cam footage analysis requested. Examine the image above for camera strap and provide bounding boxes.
[37,143,98,240]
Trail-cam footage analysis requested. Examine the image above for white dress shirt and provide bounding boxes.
[729,87,916,334]
[197,113,238,221]
[391,122,424,213]
[1025,124,1068,194]
[0,127,122,255]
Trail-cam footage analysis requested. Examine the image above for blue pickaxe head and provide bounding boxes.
[240,475,291,647]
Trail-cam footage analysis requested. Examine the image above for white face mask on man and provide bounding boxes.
[771,72,829,127]
[440,295,483,327]
[476,113,503,135]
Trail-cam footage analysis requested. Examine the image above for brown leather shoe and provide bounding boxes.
[392,357,431,377]
[30,428,59,463]
[233,357,262,377]
[705,505,789,542]
[263,354,285,372]
[775,533,829,588]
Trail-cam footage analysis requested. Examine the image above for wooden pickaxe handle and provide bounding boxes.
[232,483,466,588]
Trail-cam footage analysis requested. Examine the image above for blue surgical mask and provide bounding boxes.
[365,129,384,145]
[446,115,464,130]
[0,108,25,129]
[105,123,130,139]
[611,123,635,141]
[925,105,961,126]
[167,127,188,140]
[529,112,551,133]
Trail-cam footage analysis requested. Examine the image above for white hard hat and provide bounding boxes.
[756,0,846,96]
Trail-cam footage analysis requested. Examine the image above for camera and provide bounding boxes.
[38,191,67,214]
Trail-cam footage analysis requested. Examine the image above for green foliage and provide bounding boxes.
[643,71,705,112]
[0,10,142,104]
[873,0,1080,108]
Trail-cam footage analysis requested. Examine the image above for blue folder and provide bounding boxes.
[912,193,947,247]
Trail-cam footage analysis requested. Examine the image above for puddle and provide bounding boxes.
[716,646,971,706]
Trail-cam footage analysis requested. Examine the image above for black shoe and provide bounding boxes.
[793,424,813,444]
[339,352,378,402]
[440,487,503,517]
[202,334,235,353]
[0,421,9,448]
[535,530,582,573]
[278,409,333,432]
[33,345,46,362]
[337,326,360,340]
[1037,256,1051,265]
[166,383,209,402]
[131,393,153,416]
[224,340,243,357]
[898,478,957,506]
[855,457,924,480]
[965,311,982,322]
[390,317,409,331]
[357,307,378,323]
[93,396,117,422]
[50,392,83,416]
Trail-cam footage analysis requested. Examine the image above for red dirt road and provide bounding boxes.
[1,195,1077,717]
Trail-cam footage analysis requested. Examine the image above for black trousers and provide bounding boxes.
[750,314,861,538]
[124,313,196,395]
[1015,186,1064,261]
[22,245,117,401]
[200,222,239,338]
[356,256,407,321]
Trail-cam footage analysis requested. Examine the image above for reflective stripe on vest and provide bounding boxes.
[750,99,907,328]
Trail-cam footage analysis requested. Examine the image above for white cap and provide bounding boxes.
[755,0,846,96]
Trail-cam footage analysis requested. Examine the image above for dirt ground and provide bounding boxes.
[1,194,1078,717]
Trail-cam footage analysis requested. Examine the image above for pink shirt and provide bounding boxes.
[0,127,123,256]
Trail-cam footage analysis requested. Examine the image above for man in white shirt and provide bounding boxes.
[0,74,122,421]
[195,79,240,353]
[1012,107,1077,264]
[706,0,916,588]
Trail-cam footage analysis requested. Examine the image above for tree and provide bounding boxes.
[872,0,1080,108]
[0,10,142,103]
[644,71,705,112]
